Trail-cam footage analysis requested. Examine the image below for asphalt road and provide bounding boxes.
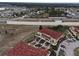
[6,21,79,26]
[0,17,79,26]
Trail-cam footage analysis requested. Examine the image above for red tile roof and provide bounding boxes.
[39,28,63,39]
[6,42,48,56]
[73,26,79,33]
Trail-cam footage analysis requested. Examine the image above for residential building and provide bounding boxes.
[6,42,48,56]
[69,26,79,39]
[35,28,64,46]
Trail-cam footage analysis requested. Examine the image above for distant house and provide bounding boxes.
[22,15,30,18]
[35,28,64,46]
[48,17,65,22]
[0,8,6,11]
[66,11,79,19]
[37,10,45,15]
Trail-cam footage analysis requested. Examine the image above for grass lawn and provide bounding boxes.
[24,32,36,43]
[48,25,69,33]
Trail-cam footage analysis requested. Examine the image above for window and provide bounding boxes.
[45,42,50,46]
[35,44,42,47]
[35,37,40,42]
[39,39,45,44]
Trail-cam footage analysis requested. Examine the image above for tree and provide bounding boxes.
[39,25,43,30]
[48,8,64,17]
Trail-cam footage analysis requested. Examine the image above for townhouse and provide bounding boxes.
[6,42,48,56]
[31,28,64,49]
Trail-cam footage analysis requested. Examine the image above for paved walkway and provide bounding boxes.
[57,38,79,56]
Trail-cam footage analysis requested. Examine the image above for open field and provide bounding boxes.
[0,25,39,55]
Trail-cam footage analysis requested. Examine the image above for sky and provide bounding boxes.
[0,0,79,3]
